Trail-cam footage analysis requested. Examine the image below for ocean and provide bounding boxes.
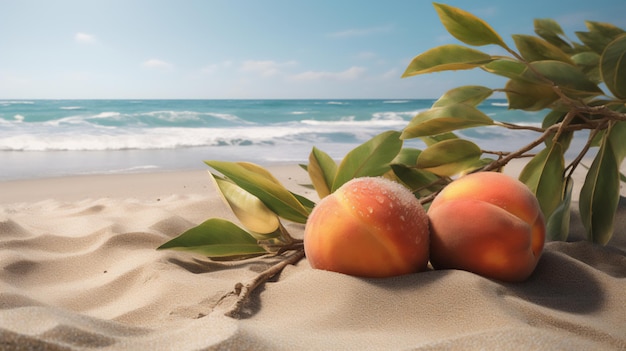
[0,99,585,181]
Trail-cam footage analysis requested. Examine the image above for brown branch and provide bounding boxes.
[480,124,559,172]
[494,121,545,133]
[219,249,306,318]
[565,125,604,180]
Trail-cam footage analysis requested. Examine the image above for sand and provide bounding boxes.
[1,162,625,350]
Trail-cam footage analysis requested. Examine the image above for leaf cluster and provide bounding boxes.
[159,3,626,260]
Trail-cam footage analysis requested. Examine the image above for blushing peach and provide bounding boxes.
[428,172,545,282]
[304,177,430,278]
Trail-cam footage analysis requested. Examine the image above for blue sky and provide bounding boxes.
[1,0,624,99]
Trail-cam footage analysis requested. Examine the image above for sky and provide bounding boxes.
[1,0,625,99]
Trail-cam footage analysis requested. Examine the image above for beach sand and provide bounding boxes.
[1,161,625,350]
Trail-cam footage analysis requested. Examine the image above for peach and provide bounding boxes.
[427,171,545,282]
[304,177,430,278]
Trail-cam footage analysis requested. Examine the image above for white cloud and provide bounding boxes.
[239,60,296,77]
[75,32,96,44]
[142,59,173,69]
[289,66,366,81]
[329,25,393,38]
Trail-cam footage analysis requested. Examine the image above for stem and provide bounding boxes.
[494,121,545,133]
[480,124,559,172]
[219,249,305,318]
[565,126,602,180]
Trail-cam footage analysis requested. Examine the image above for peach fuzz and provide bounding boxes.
[304,177,430,278]
[427,171,545,282]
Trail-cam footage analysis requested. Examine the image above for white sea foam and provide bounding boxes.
[0,101,34,106]
[91,112,122,119]
[383,100,410,104]
[60,106,83,110]
[0,115,404,151]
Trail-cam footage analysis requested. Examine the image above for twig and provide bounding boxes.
[479,124,558,172]
[220,249,306,318]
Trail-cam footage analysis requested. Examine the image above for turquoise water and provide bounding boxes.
[0,99,575,180]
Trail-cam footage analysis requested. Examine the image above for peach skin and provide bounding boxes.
[428,171,545,282]
[304,177,430,278]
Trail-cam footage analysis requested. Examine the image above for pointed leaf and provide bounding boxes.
[401,104,494,139]
[576,30,611,54]
[600,34,626,99]
[587,21,626,41]
[512,34,573,64]
[505,79,558,111]
[416,139,482,177]
[391,164,445,197]
[579,136,620,245]
[307,146,337,199]
[391,147,421,166]
[402,45,492,77]
[332,131,403,192]
[519,142,565,218]
[528,60,603,97]
[158,218,267,258]
[572,51,601,82]
[481,58,527,80]
[607,120,626,163]
[205,161,310,223]
[211,175,280,234]
[534,18,573,53]
[545,177,573,241]
[421,132,458,147]
[432,85,493,107]
[433,3,507,48]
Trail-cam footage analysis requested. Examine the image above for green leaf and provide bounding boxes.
[600,34,626,99]
[579,135,621,245]
[608,120,626,163]
[416,139,482,177]
[205,161,311,223]
[505,79,559,110]
[211,175,280,234]
[542,110,573,150]
[421,132,459,147]
[572,52,601,83]
[307,146,337,199]
[332,131,403,192]
[512,34,573,64]
[401,104,494,139]
[158,218,267,258]
[433,3,507,48]
[481,58,527,80]
[576,30,611,55]
[545,177,573,242]
[587,21,626,42]
[432,85,493,107]
[576,21,624,55]
[519,142,565,218]
[402,45,492,77]
[534,18,573,53]
[528,60,603,97]
[390,164,445,197]
[391,147,421,166]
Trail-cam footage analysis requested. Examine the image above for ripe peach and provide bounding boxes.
[304,177,430,278]
[428,171,545,282]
